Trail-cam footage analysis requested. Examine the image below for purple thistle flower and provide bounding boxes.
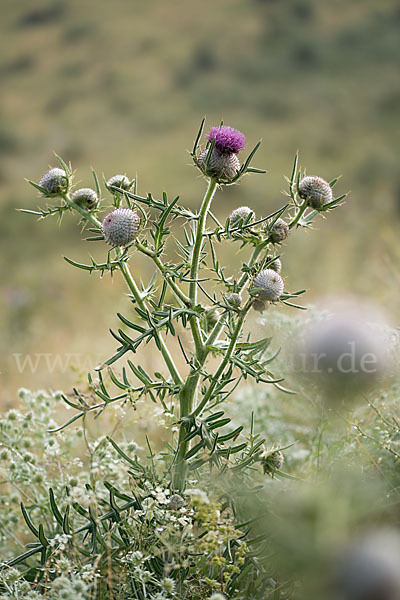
[207,126,245,154]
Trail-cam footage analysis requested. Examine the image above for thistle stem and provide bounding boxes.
[289,198,308,229]
[119,261,183,386]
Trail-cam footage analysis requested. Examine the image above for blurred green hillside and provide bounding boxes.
[0,0,399,402]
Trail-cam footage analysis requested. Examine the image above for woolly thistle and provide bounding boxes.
[197,125,245,181]
[106,174,132,192]
[252,268,284,302]
[269,218,289,243]
[102,208,140,247]
[202,306,221,332]
[38,168,69,197]
[266,255,282,273]
[298,175,333,209]
[71,187,99,210]
[229,206,255,228]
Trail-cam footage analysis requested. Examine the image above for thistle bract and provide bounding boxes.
[253,269,284,302]
[38,168,69,197]
[71,187,98,210]
[102,208,140,247]
[299,175,333,209]
[198,147,241,180]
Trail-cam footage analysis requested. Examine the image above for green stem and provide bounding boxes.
[193,300,252,418]
[189,178,218,304]
[172,178,218,490]
[135,240,191,306]
[119,261,183,386]
[289,198,307,229]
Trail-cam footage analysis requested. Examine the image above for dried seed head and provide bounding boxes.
[169,494,185,510]
[197,147,241,180]
[229,206,255,228]
[266,255,282,273]
[71,187,99,210]
[102,208,140,247]
[270,218,289,243]
[106,174,132,192]
[253,269,284,302]
[298,175,333,209]
[226,293,242,308]
[38,168,69,197]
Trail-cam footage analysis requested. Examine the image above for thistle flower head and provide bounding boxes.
[298,175,333,209]
[71,187,99,210]
[229,206,255,228]
[106,174,132,192]
[253,269,284,302]
[270,218,289,243]
[266,255,282,273]
[102,208,140,247]
[207,126,245,154]
[38,168,69,197]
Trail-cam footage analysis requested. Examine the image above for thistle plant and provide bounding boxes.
[23,120,346,492]
[6,119,347,597]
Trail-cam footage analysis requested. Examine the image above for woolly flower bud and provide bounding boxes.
[270,218,289,243]
[106,174,132,192]
[71,187,98,210]
[298,175,333,209]
[198,147,240,180]
[226,293,242,308]
[253,269,284,302]
[252,299,267,313]
[229,206,255,228]
[102,208,140,247]
[266,255,282,273]
[203,306,220,332]
[38,168,69,197]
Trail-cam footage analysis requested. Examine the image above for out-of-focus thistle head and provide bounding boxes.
[168,494,185,510]
[106,174,133,193]
[298,175,333,210]
[261,448,284,476]
[102,208,140,247]
[252,269,284,302]
[197,125,245,181]
[266,255,282,273]
[229,206,255,229]
[334,529,400,600]
[71,188,99,210]
[202,306,220,332]
[269,218,289,243]
[38,168,69,197]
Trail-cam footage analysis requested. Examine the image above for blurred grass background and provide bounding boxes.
[0,0,399,404]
